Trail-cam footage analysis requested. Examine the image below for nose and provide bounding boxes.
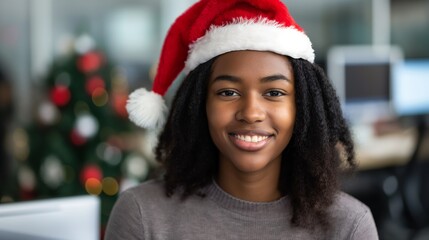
[235,94,266,123]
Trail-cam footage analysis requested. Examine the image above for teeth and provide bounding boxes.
[235,135,269,143]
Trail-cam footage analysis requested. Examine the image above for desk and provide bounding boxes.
[352,123,421,170]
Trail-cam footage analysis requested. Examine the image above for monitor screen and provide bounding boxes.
[345,63,391,103]
[0,195,100,240]
[391,60,429,116]
[327,45,403,123]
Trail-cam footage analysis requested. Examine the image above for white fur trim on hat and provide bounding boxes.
[185,18,315,73]
[126,88,167,129]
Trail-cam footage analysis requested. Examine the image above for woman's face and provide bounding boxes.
[206,50,296,176]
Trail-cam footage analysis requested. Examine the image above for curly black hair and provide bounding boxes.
[155,56,356,229]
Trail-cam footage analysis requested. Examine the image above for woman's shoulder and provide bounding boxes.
[330,191,371,215]
[126,178,165,193]
[105,180,176,239]
[328,191,378,239]
[328,191,372,224]
[120,179,168,203]
[112,179,183,219]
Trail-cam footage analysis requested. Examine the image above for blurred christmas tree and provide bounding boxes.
[6,34,157,231]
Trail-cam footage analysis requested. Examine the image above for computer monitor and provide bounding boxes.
[0,195,100,240]
[391,59,429,116]
[327,45,403,123]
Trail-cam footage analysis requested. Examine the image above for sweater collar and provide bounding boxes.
[204,179,291,219]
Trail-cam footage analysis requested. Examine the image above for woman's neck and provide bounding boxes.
[216,162,282,202]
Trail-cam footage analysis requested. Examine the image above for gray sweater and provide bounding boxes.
[105,180,378,240]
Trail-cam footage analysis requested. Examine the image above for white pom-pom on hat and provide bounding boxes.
[126,88,167,130]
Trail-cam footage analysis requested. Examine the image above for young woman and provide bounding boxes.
[105,0,378,239]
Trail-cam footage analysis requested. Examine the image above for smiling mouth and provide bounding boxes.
[228,132,273,151]
[233,135,269,143]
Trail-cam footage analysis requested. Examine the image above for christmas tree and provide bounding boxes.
[6,34,157,232]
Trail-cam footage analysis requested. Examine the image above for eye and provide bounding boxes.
[264,90,286,97]
[218,90,239,97]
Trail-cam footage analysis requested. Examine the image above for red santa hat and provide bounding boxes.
[127,0,314,129]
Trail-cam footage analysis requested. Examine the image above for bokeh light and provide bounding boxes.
[11,128,29,161]
[75,114,99,138]
[102,177,119,196]
[85,178,102,195]
[96,143,122,166]
[92,88,108,107]
[18,166,36,191]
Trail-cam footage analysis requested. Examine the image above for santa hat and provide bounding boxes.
[127,0,314,129]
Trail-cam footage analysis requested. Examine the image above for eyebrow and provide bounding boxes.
[212,74,292,83]
[261,74,291,83]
